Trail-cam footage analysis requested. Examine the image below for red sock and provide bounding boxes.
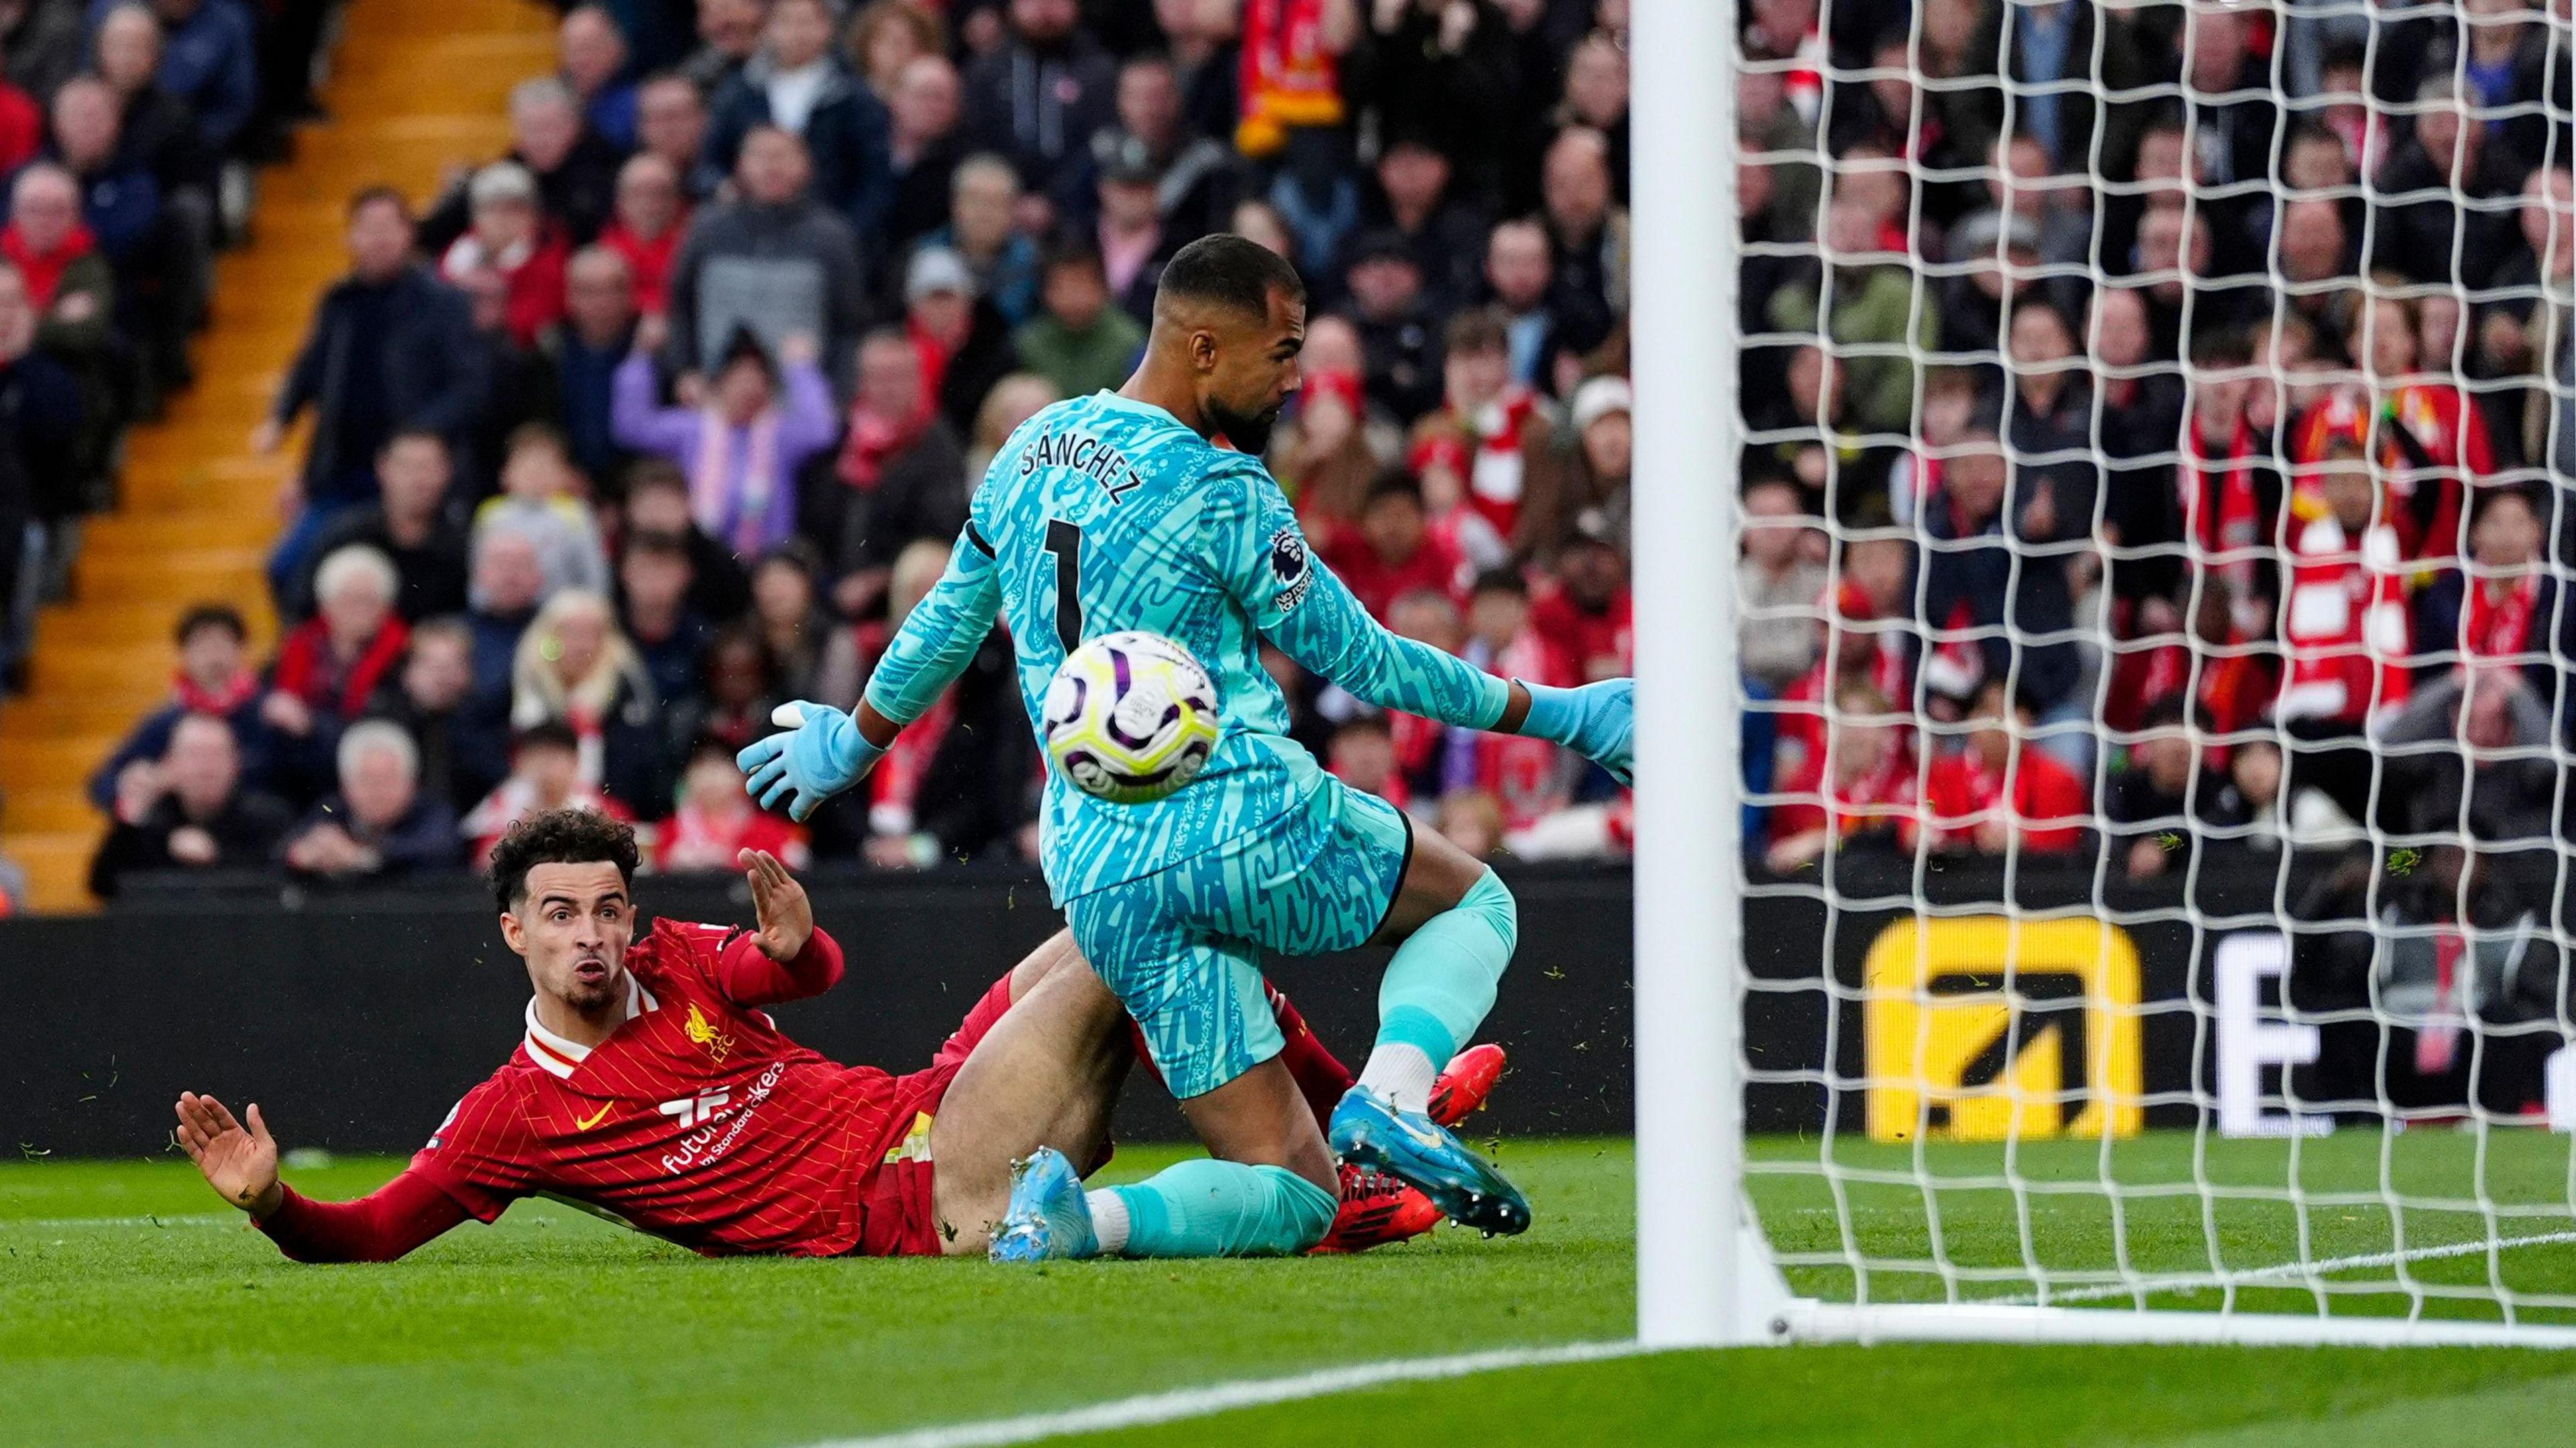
[1265,981,1355,1131]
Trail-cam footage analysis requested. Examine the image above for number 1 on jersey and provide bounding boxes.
[1043,518,1083,653]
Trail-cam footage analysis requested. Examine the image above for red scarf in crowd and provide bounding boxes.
[1,220,95,308]
[272,616,411,722]
[2465,574,2540,661]
[2184,413,2263,610]
[602,215,686,316]
[1236,0,1343,158]
[836,396,932,490]
[174,667,260,717]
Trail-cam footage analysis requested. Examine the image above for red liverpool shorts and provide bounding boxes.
[851,972,1019,1258]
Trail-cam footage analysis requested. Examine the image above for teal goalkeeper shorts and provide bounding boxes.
[1063,776,1415,1099]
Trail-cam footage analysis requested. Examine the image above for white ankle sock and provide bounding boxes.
[1356,1042,1438,1115]
[1085,1188,1130,1255]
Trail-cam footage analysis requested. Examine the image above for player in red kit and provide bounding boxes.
[173,810,1494,1259]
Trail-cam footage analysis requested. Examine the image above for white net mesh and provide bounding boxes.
[1729,0,2576,1329]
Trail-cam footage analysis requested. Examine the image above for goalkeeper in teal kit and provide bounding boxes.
[739,235,1634,1261]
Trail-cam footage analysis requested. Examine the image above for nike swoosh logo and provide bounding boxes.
[575,1103,615,1131]
[1388,1112,1450,1152]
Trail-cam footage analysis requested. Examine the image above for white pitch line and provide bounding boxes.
[1990,1229,2576,1306]
[0,1213,234,1229]
[795,1340,1652,1448]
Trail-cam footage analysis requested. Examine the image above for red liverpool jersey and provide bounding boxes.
[407,922,941,1256]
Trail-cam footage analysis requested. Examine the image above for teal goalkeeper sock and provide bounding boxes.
[1358,871,1519,1109]
[1098,1160,1336,1257]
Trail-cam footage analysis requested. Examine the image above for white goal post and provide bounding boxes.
[1629,0,2576,1351]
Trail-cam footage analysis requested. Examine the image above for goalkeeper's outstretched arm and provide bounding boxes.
[1208,465,1633,781]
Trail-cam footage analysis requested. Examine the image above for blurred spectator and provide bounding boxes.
[102,0,255,158]
[281,720,460,879]
[665,125,866,386]
[616,328,835,558]
[847,0,945,103]
[1454,565,1572,829]
[600,156,689,322]
[1766,681,1919,873]
[1087,51,1234,243]
[617,527,712,708]
[508,586,665,811]
[1923,677,2090,857]
[2377,663,2561,846]
[1273,366,1375,544]
[1770,189,1937,439]
[883,53,967,254]
[926,152,1040,326]
[625,458,751,618]
[963,369,1058,482]
[2479,166,2576,470]
[665,621,778,755]
[259,189,486,602]
[1408,307,1562,563]
[1434,785,1504,858]
[95,3,215,286]
[961,0,1117,207]
[288,429,469,624]
[2001,296,2102,543]
[558,5,637,151]
[1344,228,1440,421]
[458,258,566,495]
[423,77,621,252]
[1530,509,1631,684]
[464,525,546,716]
[2416,486,2576,737]
[1327,712,1405,809]
[44,76,155,262]
[87,603,266,811]
[1352,0,1515,199]
[362,615,504,819]
[550,245,640,488]
[1917,424,2091,767]
[1738,476,1826,692]
[91,710,290,896]
[474,423,610,599]
[2108,696,2230,881]
[1092,153,1173,323]
[1537,126,1623,361]
[830,325,966,618]
[263,545,409,752]
[657,734,808,871]
[636,70,716,201]
[437,162,569,348]
[1,0,83,103]
[1356,133,1485,316]
[1481,217,1567,393]
[680,0,764,95]
[1558,374,1632,556]
[2275,435,2412,824]
[2371,74,2521,292]
[749,545,826,697]
[705,0,894,237]
[1013,239,1142,400]
[903,241,1021,432]
[0,21,34,174]
[461,720,633,869]
[0,187,96,613]
[1324,471,1463,620]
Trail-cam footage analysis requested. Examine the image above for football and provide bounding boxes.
[1040,631,1222,805]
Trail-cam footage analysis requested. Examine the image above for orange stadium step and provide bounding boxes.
[2,0,559,913]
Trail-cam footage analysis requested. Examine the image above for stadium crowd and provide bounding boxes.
[68,0,1647,900]
[40,0,2576,916]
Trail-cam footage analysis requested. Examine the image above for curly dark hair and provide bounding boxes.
[487,807,640,911]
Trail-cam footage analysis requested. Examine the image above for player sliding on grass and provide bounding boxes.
[738,234,1633,1262]
[172,810,1499,1260]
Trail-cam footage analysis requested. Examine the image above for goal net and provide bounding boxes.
[1633,0,2576,1347]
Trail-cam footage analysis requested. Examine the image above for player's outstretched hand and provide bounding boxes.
[735,701,885,822]
[740,848,814,962]
[1516,677,1635,785]
[174,1091,282,1218]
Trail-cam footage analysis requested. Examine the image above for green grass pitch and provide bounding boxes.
[7,1134,2576,1447]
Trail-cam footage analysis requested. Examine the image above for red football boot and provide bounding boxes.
[1429,1043,1506,1127]
[1311,1045,1509,1254]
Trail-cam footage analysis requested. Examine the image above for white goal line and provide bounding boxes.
[1985,1229,2576,1307]
[794,1341,1651,1448]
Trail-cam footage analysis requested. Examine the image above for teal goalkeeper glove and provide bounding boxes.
[735,702,884,822]
[1517,677,1635,785]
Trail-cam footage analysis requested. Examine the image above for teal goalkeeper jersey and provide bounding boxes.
[863,390,1511,903]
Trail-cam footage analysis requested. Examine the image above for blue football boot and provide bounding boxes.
[1328,1084,1531,1237]
[989,1147,1102,1262]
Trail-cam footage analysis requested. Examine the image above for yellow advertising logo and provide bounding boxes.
[683,1001,735,1064]
[1864,916,2143,1143]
